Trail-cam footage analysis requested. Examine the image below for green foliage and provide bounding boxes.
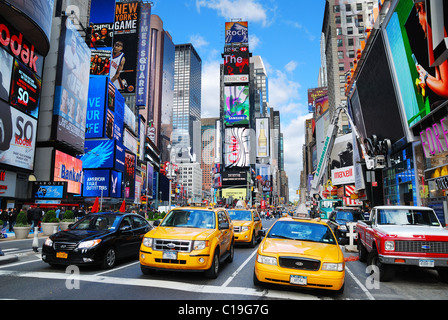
[15,211,30,227]
[42,210,59,223]
[62,210,75,221]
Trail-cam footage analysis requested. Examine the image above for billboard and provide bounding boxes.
[225,21,249,44]
[314,95,329,119]
[256,164,271,192]
[9,59,41,118]
[330,132,355,185]
[53,149,83,194]
[32,181,67,199]
[224,127,250,168]
[223,51,250,76]
[53,16,90,152]
[80,139,125,171]
[224,85,250,126]
[124,151,136,199]
[307,87,327,113]
[0,47,13,103]
[111,1,140,93]
[0,100,37,171]
[385,0,448,128]
[256,118,270,158]
[136,2,152,106]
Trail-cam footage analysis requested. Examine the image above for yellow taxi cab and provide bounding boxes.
[227,208,263,247]
[139,206,234,279]
[253,216,345,293]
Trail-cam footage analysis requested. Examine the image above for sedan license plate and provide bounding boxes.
[419,259,434,268]
[163,251,177,260]
[290,275,307,285]
[56,252,68,259]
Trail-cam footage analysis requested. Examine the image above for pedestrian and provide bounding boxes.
[76,206,86,221]
[55,207,61,219]
[0,209,7,231]
[31,204,43,231]
[8,208,17,232]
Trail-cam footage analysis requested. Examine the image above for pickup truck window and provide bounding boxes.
[378,209,440,226]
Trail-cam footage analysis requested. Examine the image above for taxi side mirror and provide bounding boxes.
[219,222,229,230]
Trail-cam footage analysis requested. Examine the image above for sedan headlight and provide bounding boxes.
[257,254,277,266]
[193,240,209,250]
[44,237,53,247]
[322,262,344,271]
[78,239,102,249]
[142,237,153,248]
[384,240,395,251]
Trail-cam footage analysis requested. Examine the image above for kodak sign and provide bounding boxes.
[0,21,39,73]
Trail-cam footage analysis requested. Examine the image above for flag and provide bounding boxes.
[119,199,126,213]
[91,197,99,213]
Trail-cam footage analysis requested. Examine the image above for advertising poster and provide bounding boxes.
[136,2,152,106]
[86,76,107,138]
[225,21,249,45]
[53,150,83,194]
[386,0,448,128]
[9,59,42,118]
[80,139,126,170]
[256,164,271,192]
[330,132,355,185]
[110,170,122,198]
[314,95,329,119]
[53,16,90,152]
[224,85,250,126]
[0,101,37,171]
[223,51,250,76]
[90,23,114,48]
[90,49,111,75]
[124,151,136,199]
[224,127,250,168]
[307,87,327,113]
[83,169,110,197]
[255,118,270,158]
[0,47,13,103]
[32,181,66,199]
[222,188,246,201]
[111,1,140,93]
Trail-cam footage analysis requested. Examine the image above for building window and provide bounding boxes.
[357,3,363,11]
[347,26,353,35]
[339,62,345,71]
[337,39,343,47]
[348,38,354,46]
[346,15,353,24]
[345,4,351,11]
[338,51,344,59]
[333,5,340,13]
[335,15,341,24]
[339,75,346,83]
[348,50,355,58]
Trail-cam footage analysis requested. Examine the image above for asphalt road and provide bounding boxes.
[1,218,447,308]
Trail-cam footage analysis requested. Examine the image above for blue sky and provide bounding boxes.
[92,0,327,202]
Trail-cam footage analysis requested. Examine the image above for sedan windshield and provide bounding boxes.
[227,210,252,221]
[267,221,337,245]
[161,210,215,229]
[71,215,121,231]
[378,209,440,226]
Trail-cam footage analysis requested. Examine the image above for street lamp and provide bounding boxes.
[166,144,177,212]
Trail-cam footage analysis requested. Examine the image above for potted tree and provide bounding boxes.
[14,210,31,239]
[41,210,60,236]
[59,209,75,231]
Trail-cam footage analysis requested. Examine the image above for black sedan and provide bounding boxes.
[42,212,152,269]
[327,207,365,245]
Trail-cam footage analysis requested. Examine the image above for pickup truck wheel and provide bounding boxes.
[367,249,395,282]
[357,239,368,262]
[205,250,219,279]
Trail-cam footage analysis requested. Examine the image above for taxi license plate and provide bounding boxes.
[163,251,177,260]
[56,252,68,259]
[290,275,307,285]
[419,259,434,267]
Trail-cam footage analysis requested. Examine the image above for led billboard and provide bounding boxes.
[224,85,250,126]
[224,127,250,168]
[225,21,249,45]
[80,139,125,171]
[256,118,270,158]
[0,47,13,103]
[53,149,83,195]
[223,51,250,76]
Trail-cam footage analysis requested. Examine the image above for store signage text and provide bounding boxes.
[420,117,448,158]
[0,23,38,72]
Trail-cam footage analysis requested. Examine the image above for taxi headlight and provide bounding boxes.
[193,240,209,250]
[257,254,277,266]
[322,262,344,271]
[241,226,249,232]
[142,237,153,248]
[338,225,347,231]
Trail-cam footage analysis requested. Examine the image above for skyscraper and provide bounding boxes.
[172,44,202,163]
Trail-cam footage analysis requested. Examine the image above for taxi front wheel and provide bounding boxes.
[205,250,219,279]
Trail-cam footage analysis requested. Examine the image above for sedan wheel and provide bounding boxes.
[102,247,117,269]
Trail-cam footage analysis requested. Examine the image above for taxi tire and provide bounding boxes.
[226,241,234,263]
[249,232,257,248]
[205,249,220,279]
[102,247,117,269]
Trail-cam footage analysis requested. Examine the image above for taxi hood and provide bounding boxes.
[150,226,215,241]
[261,237,343,262]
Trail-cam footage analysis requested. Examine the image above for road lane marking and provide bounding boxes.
[0,270,319,300]
[221,248,257,287]
[94,261,139,277]
[345,266,375,300]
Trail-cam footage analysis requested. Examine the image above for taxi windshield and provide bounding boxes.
[227,210,252,221]
[267,221,337,245]
[161,209,216,229]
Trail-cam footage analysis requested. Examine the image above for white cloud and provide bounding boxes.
[189,34,209,49]
[284,60,298,73]
[196,0,270,27]
[249,34,261,51]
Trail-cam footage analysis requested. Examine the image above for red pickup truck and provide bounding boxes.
[357,205,448,282]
